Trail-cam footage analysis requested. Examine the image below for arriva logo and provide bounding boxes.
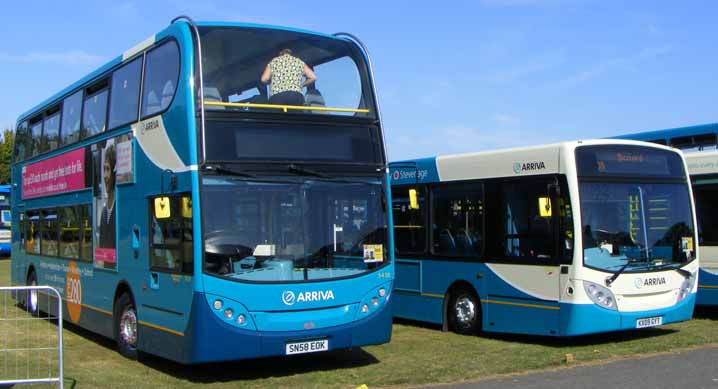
[513,161,546,174]
[282,290,335,306]
[634,277,667,289]
[282,291,296,305]
[512,162,522,174]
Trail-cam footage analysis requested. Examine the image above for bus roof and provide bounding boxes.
[16,20,348,125]
[614,122,718,143]
[389,139,673,184]
[0,185,10,194]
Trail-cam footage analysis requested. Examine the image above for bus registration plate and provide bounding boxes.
[286,339,329,355]
[636,316,663,328]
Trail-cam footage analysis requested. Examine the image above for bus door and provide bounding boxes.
[141,194,195,354]
[485,178,561,335]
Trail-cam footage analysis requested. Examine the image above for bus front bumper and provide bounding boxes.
[559,293,696,336]
[186,292,393,363]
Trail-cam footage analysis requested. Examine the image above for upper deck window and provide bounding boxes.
[29,119,43,157]
[109,57,142,129]
[142,41,179,118]
[199,26,375,119]
[82,81,108,139]
[61,91,83,146]
[13,121,28,162]
[43,109,61,152]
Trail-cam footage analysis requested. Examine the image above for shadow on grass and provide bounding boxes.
[394,317,678,348]
[143,347,380,384]
[694,306,718,319]
[61,321,380,384]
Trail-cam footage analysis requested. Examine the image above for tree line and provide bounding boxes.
[0,128,13,185]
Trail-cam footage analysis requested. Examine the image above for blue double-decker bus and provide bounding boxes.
[0,185,10,256]
[616,123,718,306]
[11,17,393,363]
[390,140,698,336]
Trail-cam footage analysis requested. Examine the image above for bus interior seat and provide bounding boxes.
[204,86,225,110]
[439,228,457,255]
[455,229,476,256]
[160,80,176,108]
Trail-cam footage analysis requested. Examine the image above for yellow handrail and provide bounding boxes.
[203,101,370,114]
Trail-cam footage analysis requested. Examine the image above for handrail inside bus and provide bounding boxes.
[203,101,370,114]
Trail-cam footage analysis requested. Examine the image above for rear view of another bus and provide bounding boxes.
[0,185,11,256]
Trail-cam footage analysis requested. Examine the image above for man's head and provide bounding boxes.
[103,144,116,192]
[279,48,292,56]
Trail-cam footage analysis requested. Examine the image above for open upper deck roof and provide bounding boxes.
[16,20,351,124]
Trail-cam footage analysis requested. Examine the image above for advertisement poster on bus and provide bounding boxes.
[92,133,133,269]
[21,148,91,199]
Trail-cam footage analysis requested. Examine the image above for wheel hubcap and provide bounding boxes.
[120,307,138,347]
[454,296,476,327]
[29,280,38,312]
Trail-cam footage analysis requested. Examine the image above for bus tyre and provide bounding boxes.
[114,293,139,360]
[26,271,39,316]
[448,287,480,335]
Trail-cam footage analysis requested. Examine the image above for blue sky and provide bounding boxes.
[1,1,716,160]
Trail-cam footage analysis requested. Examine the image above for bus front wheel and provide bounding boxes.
[114,293,139,360]
[447,287,481,335]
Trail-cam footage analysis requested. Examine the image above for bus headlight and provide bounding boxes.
[213,300,223,310]
[677,272,696,303]
[583,281,617,311]
[224,308,234,319]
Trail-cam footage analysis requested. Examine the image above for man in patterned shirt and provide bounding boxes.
[261,48,318,106]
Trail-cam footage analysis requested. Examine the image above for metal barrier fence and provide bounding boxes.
[0,286,64,388]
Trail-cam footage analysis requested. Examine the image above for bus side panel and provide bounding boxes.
[394,259,487,326]
[484,265,560,336]
[394,259,443,324]
[697,268,718,306]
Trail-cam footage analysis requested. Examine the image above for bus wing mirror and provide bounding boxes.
[409,189,419,210]
[538,197,552,217]
[154,197,171,219]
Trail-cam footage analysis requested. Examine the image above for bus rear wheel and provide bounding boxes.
[114,293,139,360]
[447,287,481,335]
[26,271,39,316]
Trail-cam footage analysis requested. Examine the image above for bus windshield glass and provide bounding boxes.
[199,26,376,119]
[202,175,388,282]
[577,146,695,272]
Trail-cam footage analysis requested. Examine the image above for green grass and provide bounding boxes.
[1,257,717,388]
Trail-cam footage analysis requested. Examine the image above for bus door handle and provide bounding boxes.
[132,225,140,259]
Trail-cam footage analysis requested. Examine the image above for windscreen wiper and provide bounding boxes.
[651,262,691,279]
[287,164,332,179]
[203,164,256,178]
[605,259,637,286]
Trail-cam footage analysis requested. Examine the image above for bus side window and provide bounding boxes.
[59,206,80,260]
[431,184,484,258]
[149,194,193,274]
[500,180,555,262]
[142,41,180,117]
[13,121,28,162]
[80,205,93,261]
[391,186,427,255]
[27,211,40,254]
[30,119,43,157]
[19,212,26,251]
